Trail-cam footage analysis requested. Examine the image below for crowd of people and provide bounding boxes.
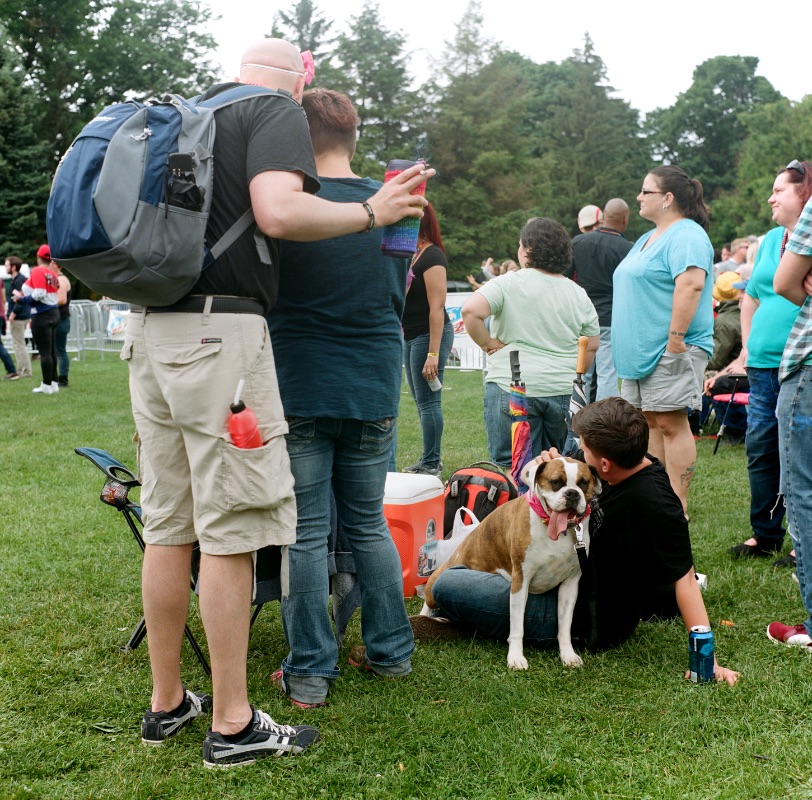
[452,162,812,674]
[2,245,72,389]
[10,35,812,770]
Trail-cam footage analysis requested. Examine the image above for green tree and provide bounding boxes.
[425,51,551,273]
[0,39,51,257]
[526,36,649,239]
[329,1,420,171]
[419,5,538,270]
[440,0,493,80]
[710,97,812,244]
[645,56,783,200]
[270,0,334,62]
[424,35,650,275]
[0,0,218,160]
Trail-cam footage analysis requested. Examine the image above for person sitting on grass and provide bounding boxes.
[410,397,740,685]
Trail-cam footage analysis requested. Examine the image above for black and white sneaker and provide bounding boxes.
[141,688,212,745]
[202,708,319,769]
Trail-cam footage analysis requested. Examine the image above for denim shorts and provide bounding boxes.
[621,345,708,413]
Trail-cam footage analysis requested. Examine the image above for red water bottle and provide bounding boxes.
[228,379,263,449]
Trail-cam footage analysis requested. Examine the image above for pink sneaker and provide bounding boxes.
[766,621,812,649]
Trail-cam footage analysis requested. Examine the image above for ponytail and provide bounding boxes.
[688,178,710,231]
[649,166,710,232]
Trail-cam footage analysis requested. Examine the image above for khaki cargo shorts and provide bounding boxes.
[122,309,296,555]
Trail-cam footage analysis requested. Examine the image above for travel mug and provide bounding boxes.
[380,159,427,258]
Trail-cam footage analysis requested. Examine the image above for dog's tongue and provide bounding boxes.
[547,509,572,541]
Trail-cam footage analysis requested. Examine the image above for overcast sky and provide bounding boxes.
[203,0,808,114]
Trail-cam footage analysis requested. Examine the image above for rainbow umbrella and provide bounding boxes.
[509,350,532,494]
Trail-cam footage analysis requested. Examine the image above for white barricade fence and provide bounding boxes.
[104,301,130,341]
[69,299,131,358]
[65,294,486,369]
[445,292,484,371]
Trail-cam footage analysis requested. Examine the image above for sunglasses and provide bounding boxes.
[786,159,805,175]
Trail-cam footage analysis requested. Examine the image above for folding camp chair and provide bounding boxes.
[710,374,749,454]
[75,447,212,675]
[74,448,323,672]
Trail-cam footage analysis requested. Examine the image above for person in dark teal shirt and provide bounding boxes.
[268,88,414,708]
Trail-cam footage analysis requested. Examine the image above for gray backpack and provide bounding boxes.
[46,85,297,306]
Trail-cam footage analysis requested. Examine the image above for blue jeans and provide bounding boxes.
[403,322,454,469]
[711,397,747,439]
[280,416,413,704]
[55,315,71,378]
[484,382,570,468]
[745,367,785,547]
[0,333,15,374]
[582,326,618,403]
[432,566,560,647]
[778,367,812,634]
[595,325,619,401]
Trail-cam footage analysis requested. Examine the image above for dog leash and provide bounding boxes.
[573,523,589,574]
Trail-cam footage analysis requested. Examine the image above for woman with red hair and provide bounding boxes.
[400,203,454,477]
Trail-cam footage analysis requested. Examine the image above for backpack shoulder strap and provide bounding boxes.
[195,85,299,113]
[196,85,303,267]
[208,208,255,262]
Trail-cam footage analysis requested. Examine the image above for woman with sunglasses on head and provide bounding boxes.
[611,165,714,516]
[710,159,812,563]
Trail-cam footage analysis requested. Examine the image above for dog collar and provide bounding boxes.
[527,493,591,527]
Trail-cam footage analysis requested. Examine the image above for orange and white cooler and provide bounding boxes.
[383,472,444,596]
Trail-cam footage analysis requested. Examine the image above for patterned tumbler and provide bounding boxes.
[380,159,427,258]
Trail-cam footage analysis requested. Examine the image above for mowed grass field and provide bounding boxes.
[2,352,811,799]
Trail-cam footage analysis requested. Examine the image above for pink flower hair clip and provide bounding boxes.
[301,51,315,85]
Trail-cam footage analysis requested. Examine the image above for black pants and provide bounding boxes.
[30,307,60,385]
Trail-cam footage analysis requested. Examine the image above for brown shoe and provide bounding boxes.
[347,645,408,680]
[347,645,369,669]
[409,614,469,642]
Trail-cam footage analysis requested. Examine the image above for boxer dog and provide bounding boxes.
[421,457,600,670]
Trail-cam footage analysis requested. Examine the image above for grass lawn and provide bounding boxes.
[2,353,812,799]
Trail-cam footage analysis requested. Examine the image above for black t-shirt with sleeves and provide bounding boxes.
[574,457,695,649]
[190,83,319,314]
[568,227,633,327]
[401,244,451,341]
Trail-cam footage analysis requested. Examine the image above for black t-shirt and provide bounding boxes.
[568,227,633,327]
[401,244,451,340]
[190,83,319,314]
[573,457,694,650]
[9,273,30,319]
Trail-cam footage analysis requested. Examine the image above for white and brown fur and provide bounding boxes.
[421,457,601,670]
